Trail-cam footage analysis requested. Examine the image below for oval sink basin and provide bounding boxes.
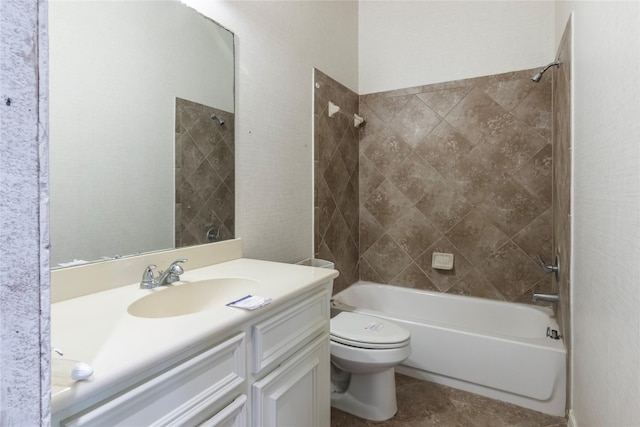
[128,278,260,318]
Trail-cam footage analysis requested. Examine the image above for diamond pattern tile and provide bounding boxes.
[175,98,234,248]
[361,126,413,176]
[445,209,510,266]
[389,154,445,203]
[314,69,360,291]
[363,179,413,228]
[390,95,442,148]
[417,86,472,118]
[356,69,552,303]
[388,207,441,259]
[315,68,552,304]
[445,87,512,146]
[361,234,413,283]
[476,179,549,238]
[475,241,547,301]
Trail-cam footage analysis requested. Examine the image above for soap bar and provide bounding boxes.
[226,295,272,310]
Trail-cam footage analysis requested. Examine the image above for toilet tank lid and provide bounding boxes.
[330,312,410,345]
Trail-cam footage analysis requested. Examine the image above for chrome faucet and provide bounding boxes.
[533,253,560,303]
[532,293,559,303]
[140,258,187,289]
[140,264,158,289]
[157,258,187,286]
[537,254,560,281]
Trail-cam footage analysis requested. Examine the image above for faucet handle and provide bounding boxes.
[140,264,158,289]
[168,258,187,274]
[537,254,560,281]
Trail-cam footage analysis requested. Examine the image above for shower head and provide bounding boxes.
[211,114,225,125]
[531,60,560,82]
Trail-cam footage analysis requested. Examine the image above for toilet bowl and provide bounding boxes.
[329,312,411,421]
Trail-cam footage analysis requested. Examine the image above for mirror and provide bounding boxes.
[49,0,235,267]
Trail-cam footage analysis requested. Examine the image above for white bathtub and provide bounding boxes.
[332,282,566,416]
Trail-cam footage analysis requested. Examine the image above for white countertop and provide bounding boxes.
[51,258,338,413]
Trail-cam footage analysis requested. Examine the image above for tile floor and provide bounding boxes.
[331,374,567,427]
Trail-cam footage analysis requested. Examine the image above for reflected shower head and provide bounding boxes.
[211,114,225,125]
[531,60,560,82]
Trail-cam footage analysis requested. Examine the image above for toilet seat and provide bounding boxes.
[330,312,410,349]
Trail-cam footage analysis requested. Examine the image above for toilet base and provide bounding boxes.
[330,367,398,421]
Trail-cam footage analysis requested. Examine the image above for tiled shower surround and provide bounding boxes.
[359,70,553,303]
[315,69,554,304]
[175,98,235,248]
[314,70,360,294]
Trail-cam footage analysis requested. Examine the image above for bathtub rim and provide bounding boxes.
[332,282,564,348]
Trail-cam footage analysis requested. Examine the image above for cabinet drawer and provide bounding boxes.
[200,394,247,427]
[63,333,245,427]
[252,289,329,374]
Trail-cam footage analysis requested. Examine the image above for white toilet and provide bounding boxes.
[329,311,411,421]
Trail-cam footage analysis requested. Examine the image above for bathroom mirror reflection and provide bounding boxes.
[49,0,235,267]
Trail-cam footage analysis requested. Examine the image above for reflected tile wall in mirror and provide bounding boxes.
[175,98,235,247]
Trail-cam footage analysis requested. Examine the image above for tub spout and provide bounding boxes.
[532,293,559,303]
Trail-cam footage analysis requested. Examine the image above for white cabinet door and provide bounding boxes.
[252,334,329,427]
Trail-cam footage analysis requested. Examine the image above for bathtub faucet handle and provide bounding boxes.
[537,254,560,281]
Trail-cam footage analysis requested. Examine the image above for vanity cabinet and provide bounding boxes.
[200,394,247,427]
[54,283,331,427]
[251,289,330,427]
[60,333,246,427]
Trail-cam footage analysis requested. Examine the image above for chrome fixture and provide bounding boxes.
[157,258,187,286]
[537,254,560,281]
[531,61,560,82]
[211,114,225,125]
[140,264,158,289]
[140,258,187,289]
[532,292,559,303]
[546,327,561,340]
[206,227,220,242]
[327,101,366,128]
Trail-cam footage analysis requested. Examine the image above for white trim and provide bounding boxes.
[567,409,577,427]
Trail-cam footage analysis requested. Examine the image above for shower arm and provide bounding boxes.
[539,61,560,74]
[531,60,561,82]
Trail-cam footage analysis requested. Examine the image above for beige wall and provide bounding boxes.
[358,1,555,93]
[554,3,640,425]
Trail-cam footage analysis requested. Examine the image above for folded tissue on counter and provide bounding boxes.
[226,295,272,310]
